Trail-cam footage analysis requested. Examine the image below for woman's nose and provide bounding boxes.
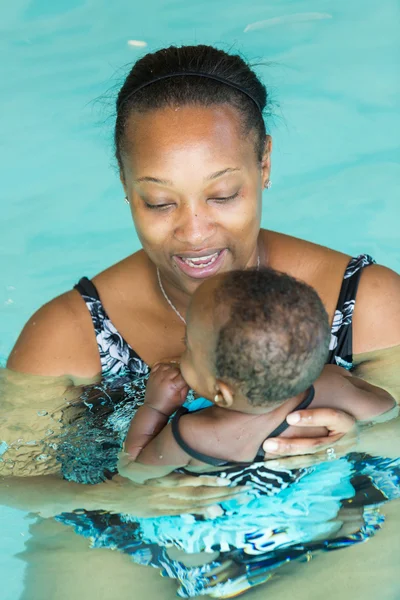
[174,203,215,246]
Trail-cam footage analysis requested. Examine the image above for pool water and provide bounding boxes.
[0,1,399,599]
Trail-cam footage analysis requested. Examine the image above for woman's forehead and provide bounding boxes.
[122,105,257,175]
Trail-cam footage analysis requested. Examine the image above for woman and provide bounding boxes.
[2,43,400,600]
[7,45,399,432]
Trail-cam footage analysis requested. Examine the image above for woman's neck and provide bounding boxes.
[154,267,192,321]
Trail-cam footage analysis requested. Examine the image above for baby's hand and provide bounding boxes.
[145,362,189,415]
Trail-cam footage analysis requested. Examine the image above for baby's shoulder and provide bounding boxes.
[179,406,229,445]
[178,407,244,463]
[179,408,267,464]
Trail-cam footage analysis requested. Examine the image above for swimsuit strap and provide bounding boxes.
[73,277,149,380]
[327,254,375,369]
[74,276,101,301]
[171,386,315,467]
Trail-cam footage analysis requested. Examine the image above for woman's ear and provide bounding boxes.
[214,381,235,408]
[261,135,272,185]
[120,169,127,191]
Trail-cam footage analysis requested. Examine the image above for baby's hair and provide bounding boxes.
[214,268,330,406]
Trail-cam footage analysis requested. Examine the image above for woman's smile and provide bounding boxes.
[174,248,227,278]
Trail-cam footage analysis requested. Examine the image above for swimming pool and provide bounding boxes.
[1,1,399,599]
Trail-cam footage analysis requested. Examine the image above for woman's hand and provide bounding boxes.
[95,473,246,518]
[262,408,357,464]
[0,472,244,519]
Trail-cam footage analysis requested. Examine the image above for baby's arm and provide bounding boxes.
[127,422,193,478]
[124,362,188,459]
[119,363,192,483]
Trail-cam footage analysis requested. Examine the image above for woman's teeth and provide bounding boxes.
[180,252,220,268]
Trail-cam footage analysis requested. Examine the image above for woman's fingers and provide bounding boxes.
[261,408,358,459]
[144,487,247,516]
[150,479,248,502]
[149,504,222,518]
[109,476,246,517]
[262,432,359,468]
[286,408,356,434]
[147,472,231,488]
[153,357,181,366]
[263,433,345,458]
[263,425,359,461]
[150,362,162,372]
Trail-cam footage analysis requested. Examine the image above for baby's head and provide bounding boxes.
[180,268,330,414]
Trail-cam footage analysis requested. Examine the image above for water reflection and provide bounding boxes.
[1,367,400,598]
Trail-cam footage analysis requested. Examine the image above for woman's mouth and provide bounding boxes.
[174,249,227,279]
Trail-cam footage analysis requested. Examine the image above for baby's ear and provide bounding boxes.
[214,381,234,408]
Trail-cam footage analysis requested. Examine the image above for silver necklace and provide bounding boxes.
[157,268,187,325]
[157,255,261,326]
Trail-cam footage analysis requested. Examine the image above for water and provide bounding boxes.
[0,0,399,599]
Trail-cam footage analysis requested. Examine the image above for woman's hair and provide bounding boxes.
[115,45,268,169]
[213,268,331,405]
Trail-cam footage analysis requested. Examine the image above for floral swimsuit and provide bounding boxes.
[74,253,376,379]
[56,253,396,599]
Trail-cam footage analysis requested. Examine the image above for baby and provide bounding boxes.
[119,268,395,483]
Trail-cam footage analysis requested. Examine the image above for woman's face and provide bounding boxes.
[121,104,271,295]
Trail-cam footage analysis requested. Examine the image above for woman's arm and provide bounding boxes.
[352,345,400,404]
[0,367,93,476]
[352,265,400,356]
[0,473,238,519]
[0,475,111,517]
[124,363,397,475]
[263,375,396,459]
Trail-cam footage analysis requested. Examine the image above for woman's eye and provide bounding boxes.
[211,192,239,203]
[144,202,173,211]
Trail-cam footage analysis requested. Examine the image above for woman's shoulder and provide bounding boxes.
[90,251,160,333]
[7,289,101,380]
[262,230,350,318]
[7,250,150,379]
[262,229,350,273]
[92,250,151,297]
[263,230,400,352]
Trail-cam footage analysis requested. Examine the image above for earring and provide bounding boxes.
[214,393,220,403]
[264,180,272,190]
[124,196,129,204]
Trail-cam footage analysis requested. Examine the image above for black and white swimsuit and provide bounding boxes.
[74,254,376,381]
[55,253,400,599]
[68,252,375,486]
